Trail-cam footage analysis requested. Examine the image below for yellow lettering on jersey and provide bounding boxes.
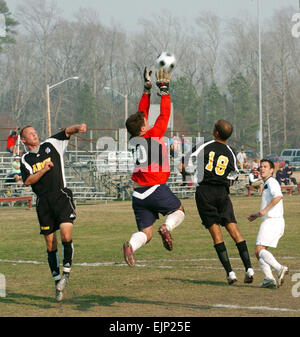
[215,155,229,176]
[32,157,51,173]
[205,151,215,171]
[205,152,229,176]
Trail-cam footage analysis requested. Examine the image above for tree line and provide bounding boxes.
[0,0,299,155]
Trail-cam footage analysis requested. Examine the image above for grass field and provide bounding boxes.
[0,194,300,317]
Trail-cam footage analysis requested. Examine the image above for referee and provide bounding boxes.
[190,120,254,285]
[20,124,87,301]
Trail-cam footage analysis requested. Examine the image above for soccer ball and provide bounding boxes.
[155,52,176,72]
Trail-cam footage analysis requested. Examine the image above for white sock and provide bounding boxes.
[129,231,147,252]
[165,210,185,231]
[259,258,274,279]
[259,249,282,273]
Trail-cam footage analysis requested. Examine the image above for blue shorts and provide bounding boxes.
[132,184,181,230]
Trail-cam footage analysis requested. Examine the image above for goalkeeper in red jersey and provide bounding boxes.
[123,67,185,267]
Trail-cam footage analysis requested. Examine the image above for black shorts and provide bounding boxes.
[195,184,236,229]
[36,188,76,235]
[132,184,181,230]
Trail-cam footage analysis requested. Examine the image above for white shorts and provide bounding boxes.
[256,217,285,248]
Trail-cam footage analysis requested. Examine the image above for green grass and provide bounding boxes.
[0,194,300,317]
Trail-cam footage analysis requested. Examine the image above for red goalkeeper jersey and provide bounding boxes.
[131,93,171,186]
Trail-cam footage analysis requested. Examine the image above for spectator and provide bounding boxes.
[249,168,264,195]
[236,148,247,171]
[179,134,190,185]
[284,164,297,186]
[5,156,22,186]
[169,137,175,159]
[173,135,181,155]
[6,130,18,156]
[181,134,185,153]
[252,157,260,170]
[181,133,192,153]
[275,167,287,186]
[11,156,22,182]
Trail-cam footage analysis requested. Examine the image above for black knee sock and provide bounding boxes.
[47,250,60,281]
[236,240,252,271]
[62,241,74,274]
[214,242,232,276]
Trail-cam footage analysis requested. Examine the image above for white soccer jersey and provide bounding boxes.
[260,176,283,219]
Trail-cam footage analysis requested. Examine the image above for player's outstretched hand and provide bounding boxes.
[247,213,259,222]
[66,124,87,138]
[143,67,152,94]
[155,68,172,95]
[78,123,87,133]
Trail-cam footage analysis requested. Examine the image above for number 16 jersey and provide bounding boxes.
[190,140,239,190]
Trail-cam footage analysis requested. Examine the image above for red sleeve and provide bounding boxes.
[138,93,150,120]
[146,95,171,138]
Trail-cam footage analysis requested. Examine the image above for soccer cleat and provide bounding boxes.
[55,280,63,302]
[260,277,277,288]
[123,241,136,267]
[244,268,254,284]
[277,266,289,287]
[158,224,173,251]
[56,289,63,302]
[56,273,70,292]
[227,271,237,285]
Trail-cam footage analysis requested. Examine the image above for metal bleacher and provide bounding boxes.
[1,149,252,209]
[0,151,116,207]
[0,152,35,207]
[167,172,196,198]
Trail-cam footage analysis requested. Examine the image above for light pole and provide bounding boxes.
[257,0,263,159]
[104,87,128,150]
[46,76,79,137]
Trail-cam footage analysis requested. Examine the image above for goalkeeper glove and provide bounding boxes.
[143,67,152,94]
[155,68,172,95]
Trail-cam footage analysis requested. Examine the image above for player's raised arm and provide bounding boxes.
[65,123,87,138]
[137,67,152,119]
[147,69,172,138]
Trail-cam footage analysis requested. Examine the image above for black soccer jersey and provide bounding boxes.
[190,140,239,188]
[20,130,70,197]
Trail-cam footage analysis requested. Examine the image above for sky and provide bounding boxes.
[7,0,300,32]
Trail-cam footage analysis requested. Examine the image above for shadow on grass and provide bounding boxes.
[165,277,261,289]
[0,292,215,313]
[0,291,56,309]
[165,277,227,287]
[64,294,215,312]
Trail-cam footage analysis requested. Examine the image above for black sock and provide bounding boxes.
[236,240,252,271]
[214,242,232,276]
[62,241,74,273]
[47,250,60,280]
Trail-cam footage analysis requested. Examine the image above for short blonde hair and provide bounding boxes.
[20,125,33,138]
